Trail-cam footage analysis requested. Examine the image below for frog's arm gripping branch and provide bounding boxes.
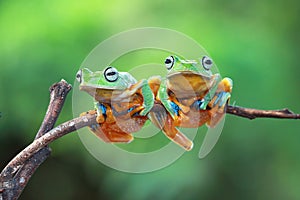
[0,80,299,200]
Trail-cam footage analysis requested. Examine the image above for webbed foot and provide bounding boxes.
[80,109,97,118]
[207,77,233,127]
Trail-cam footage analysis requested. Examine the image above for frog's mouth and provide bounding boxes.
[79,84,124,91]
[79,85,127,102]
[167,71,212,78]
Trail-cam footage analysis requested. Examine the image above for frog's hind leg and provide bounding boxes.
[88,123,134,143]
[81,107,134,143]
[149,104,193,151]
[163,115,194,151]
[87,124,110,142]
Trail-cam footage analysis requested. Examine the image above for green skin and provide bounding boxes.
[79,68,136,91]
[78,67,154,117]
[158,55,231,119]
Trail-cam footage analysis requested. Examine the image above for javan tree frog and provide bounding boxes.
[76,66,154,143]
[149,55,233,151]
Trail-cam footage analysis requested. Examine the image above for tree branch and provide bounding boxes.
[226,105,300,120]
[1,114,96,177]
[0,80,72,200]
[1,105,299,181]
[0,80,299,200]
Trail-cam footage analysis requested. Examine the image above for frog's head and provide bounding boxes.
[164,55,214,75]
[76,66,137,97]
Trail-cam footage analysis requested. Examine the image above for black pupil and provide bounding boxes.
[165,59,172,64]
[76,74,80,78]
[107,71,116,76]
[205,59,212,65]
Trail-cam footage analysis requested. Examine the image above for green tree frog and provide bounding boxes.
[149,55,233,151]
[76,66,154,143]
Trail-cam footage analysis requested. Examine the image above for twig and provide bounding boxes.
[35,80,72,139]
[226,105,300,120]
[0,80,71,200]
[0,80,299,200]
[1,114,96,177]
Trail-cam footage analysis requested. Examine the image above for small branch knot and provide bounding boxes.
[278,108,294,114]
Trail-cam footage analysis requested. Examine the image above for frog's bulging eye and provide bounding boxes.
[165,56,175,70]
[201,56,213,70]
[76,69,82,83]
[104,67,119,82]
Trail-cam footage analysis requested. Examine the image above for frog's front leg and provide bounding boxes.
[157,79,181,119]
[135,79,154,116]
[158,80,173,116]
[110,102,145,120]
[117,79,154,116]
[95,102,115,123]
[193,74,222,111]
[207,77,233,127]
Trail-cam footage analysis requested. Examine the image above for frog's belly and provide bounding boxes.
[167,80,211,99]
[167,73,217,98]
[168,84,209,99]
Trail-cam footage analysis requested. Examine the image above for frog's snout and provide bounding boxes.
[76,69,82,83]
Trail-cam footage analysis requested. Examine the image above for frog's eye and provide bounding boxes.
[201,56,213,70]
[104,66,119,82]
[164,56,175,70]
[76,69,82,83]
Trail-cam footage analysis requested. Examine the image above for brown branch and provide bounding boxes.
[2,104,299,181]
[0,80,72,200]
[226,105,300,120]
[0,79,299,200]
[35,80,72,139]
[1,114,96,176]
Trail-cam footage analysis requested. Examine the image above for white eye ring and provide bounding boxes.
[201,56,213,70]
[164,56,175,70]
[104,66,119,82]
[76,69,82,83]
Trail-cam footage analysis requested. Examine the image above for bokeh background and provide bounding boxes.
[1,0,300,199]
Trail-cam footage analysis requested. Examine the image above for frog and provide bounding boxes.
[76,66,154,143]
[149,55,233,151]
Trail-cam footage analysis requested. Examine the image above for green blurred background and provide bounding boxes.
[1,0,300,199]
